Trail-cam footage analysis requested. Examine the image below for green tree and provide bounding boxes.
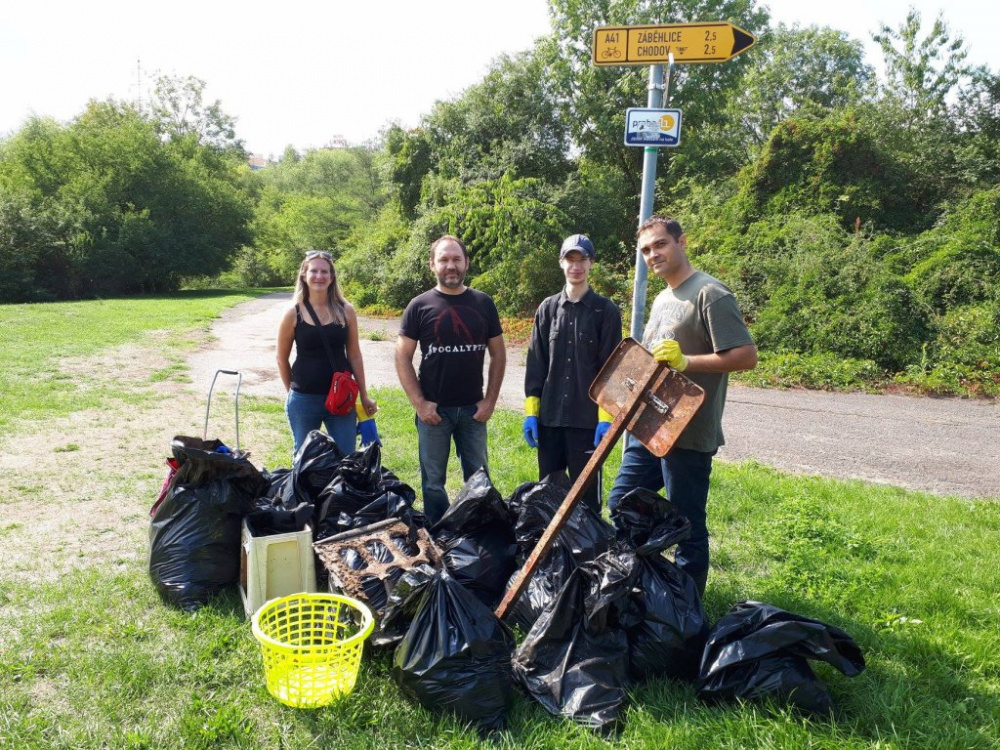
[873,9,971,120]
[250,145,387,279]
[545,0,768,187]
[150,74,244,152]
[722,23,873,156]
[436,173,571,315]
[0,98,253,298]
[421,50,572,185]
[383,124,433,219]
[952,66,1000,186]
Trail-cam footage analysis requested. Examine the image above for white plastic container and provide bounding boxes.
[239,519,317,617]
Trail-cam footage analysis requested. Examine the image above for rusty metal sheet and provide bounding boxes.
[313,519,442,617]
[589,338,705,457]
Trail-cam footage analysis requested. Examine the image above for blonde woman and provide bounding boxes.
[276,251,378,456]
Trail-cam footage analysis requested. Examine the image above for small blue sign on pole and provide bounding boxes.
[625,108,682,147]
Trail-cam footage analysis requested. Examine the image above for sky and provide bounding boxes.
[2,1,996,158]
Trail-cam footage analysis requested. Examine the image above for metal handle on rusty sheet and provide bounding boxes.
[494,362,667,621]
[204,369,242,452]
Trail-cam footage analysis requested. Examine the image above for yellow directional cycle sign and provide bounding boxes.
[593,22,756,66]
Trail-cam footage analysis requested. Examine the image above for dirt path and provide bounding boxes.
[191,292,1000,500]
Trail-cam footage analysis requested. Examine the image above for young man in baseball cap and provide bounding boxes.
[523,233,622,511]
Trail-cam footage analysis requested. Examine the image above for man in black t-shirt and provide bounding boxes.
[395,235,506,523]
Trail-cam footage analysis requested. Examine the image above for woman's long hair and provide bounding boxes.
[293,252,347,326]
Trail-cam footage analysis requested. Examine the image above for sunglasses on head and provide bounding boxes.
[305,250,333,260]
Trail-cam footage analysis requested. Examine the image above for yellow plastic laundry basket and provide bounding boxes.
[252,592,374,708]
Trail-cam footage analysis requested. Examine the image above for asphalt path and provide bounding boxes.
[189,292,999,500]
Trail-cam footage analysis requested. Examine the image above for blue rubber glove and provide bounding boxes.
[523,416,539,448]
[594,421,611,447]
[357,418,380,447]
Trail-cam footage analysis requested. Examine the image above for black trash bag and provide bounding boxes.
[512,549,640,732]
[245,497,312,535]
[373,562,438,648]
[332,491,418,532]
[697,601,867,714]
[508,478,613,564]
[393,569,516,732]
[611,487,692,554]
[431,469,518,608]
[261,467,291,500]
[627,552,708,682]
[315,443,421,538]
[280,430,346,510]
[315,492,425,543]
[610,488,709,682]
[502,541,577,632]
[148,437,268,611]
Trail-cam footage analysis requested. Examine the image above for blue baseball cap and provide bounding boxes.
[559,234,595,260]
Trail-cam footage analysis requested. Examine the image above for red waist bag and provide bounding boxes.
[326,370,359,415]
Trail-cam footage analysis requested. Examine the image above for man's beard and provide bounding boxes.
[437,271,466,288]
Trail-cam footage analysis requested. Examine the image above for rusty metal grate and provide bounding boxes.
[312,519,442,615]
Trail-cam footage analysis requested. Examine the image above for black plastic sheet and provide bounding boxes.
[502,542,578,632]
[279,430,346,511]
[697,601,866,714]
[245,499,312,535]
[374,562,438,648]
[392,569,515,731]
[627,553,708,682]
[611,487,692,554]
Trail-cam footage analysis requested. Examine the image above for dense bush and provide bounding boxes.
[734,107,945,234]
[736,351,884,392]
[902,188,1000,313]
[895,301,1000,396]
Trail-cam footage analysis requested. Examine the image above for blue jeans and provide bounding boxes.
[285,390,357,458]
[608,433,716,594]
[416,405,489,525]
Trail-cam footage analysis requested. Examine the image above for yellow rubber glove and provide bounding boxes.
[355,400,374,422]
[524,396,541,417]
[652,338,689,372]
[597,407,613,423]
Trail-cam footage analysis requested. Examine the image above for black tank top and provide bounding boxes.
[290,306,351,394]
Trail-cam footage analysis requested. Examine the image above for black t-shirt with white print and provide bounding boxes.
[399,287,503,407]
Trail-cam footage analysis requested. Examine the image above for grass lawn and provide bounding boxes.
[0,295,997,749]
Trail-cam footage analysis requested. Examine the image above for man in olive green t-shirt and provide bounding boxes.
[607,215,758,595]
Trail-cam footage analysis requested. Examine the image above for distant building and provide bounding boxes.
[324,135,349,149]
[248,154,267,170]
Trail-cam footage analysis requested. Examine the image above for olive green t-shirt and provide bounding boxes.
[642,271,754,452]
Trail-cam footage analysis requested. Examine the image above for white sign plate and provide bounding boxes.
[625,108,682,147]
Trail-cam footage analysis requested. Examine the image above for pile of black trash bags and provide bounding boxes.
[148,430,423,611]
[148,431,866,733]
[376,473,866,733]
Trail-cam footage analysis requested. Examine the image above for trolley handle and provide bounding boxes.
[204,369,242,452]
